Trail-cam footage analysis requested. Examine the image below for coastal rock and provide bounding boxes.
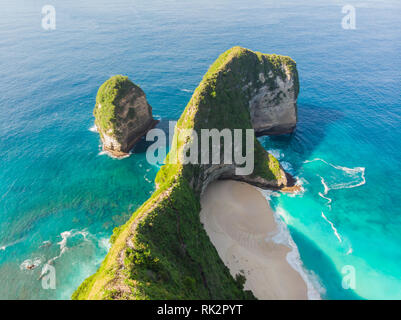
[94,75,158,157]
[161,46,300,194]
[249,63,299,135]
[74,47,300,300]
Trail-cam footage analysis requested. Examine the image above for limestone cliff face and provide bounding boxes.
[158,46,300,195]
[249,64,299,135]
[94,75,158,157]
[74,47,300,300]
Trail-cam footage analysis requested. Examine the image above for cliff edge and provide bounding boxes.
[73,47,299,300]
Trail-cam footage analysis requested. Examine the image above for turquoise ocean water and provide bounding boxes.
[0,0,400,299]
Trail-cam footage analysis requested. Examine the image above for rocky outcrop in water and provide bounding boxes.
[75,47,300,300]
[94,75,159,157]
[164,46,300,194]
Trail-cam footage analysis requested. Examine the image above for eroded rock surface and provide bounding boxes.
[94,75,158,157]
[249,67,298,135]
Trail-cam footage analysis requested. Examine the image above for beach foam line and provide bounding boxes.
[258,190,323,300]
[259,189,280,201]
[272,209,323,300]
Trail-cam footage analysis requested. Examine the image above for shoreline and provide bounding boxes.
[200,180,318,300]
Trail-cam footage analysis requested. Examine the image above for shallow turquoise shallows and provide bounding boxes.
[0,0,400,299]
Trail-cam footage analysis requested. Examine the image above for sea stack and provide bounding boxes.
[94,75,159,157]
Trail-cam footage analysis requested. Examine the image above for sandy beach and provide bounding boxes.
[200,180,308,300]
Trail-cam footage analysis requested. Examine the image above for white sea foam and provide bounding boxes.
[318,192,332,207]
[274,206,291,224]
[48,229,89,264]
[305,158,366,192]
[180,89,192,93]
[97,149,131,159]
[0,246,5,251]
[257,189,324,299]
[281,161,294,174]
[89,124,98,133]
[20,257,42,271]
[99,237,111,251]
[321,212,342,243]
[271,206,323,300]
[259,189,280,201]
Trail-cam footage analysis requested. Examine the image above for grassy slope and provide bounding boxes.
[73,47,298,300]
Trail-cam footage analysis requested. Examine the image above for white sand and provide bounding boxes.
[200,180,308,300]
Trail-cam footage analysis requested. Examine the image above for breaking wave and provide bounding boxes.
[258,188,324,300]
[47,229,89,265]
[304,158,366,192]
[270,205,324,300]
[89,124,98,133]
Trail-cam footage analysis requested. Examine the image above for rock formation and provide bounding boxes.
[94,75,159,157]
[249,59,299,135]
[160,46,299,194]
[74,47,300,300]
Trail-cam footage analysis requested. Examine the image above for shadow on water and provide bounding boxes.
[289,226,363,300]
[132,119,174,154]
[134,104,343,165]
[260,103,345,173]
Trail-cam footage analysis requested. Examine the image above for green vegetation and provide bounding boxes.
[94,75,136,137]
[156,46,297,187]
[73,175,254,300]
[73,47,298,300]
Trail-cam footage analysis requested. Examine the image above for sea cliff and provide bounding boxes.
[73,46,299,299]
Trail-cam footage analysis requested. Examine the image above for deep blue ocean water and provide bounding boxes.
[0,0,400,299]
